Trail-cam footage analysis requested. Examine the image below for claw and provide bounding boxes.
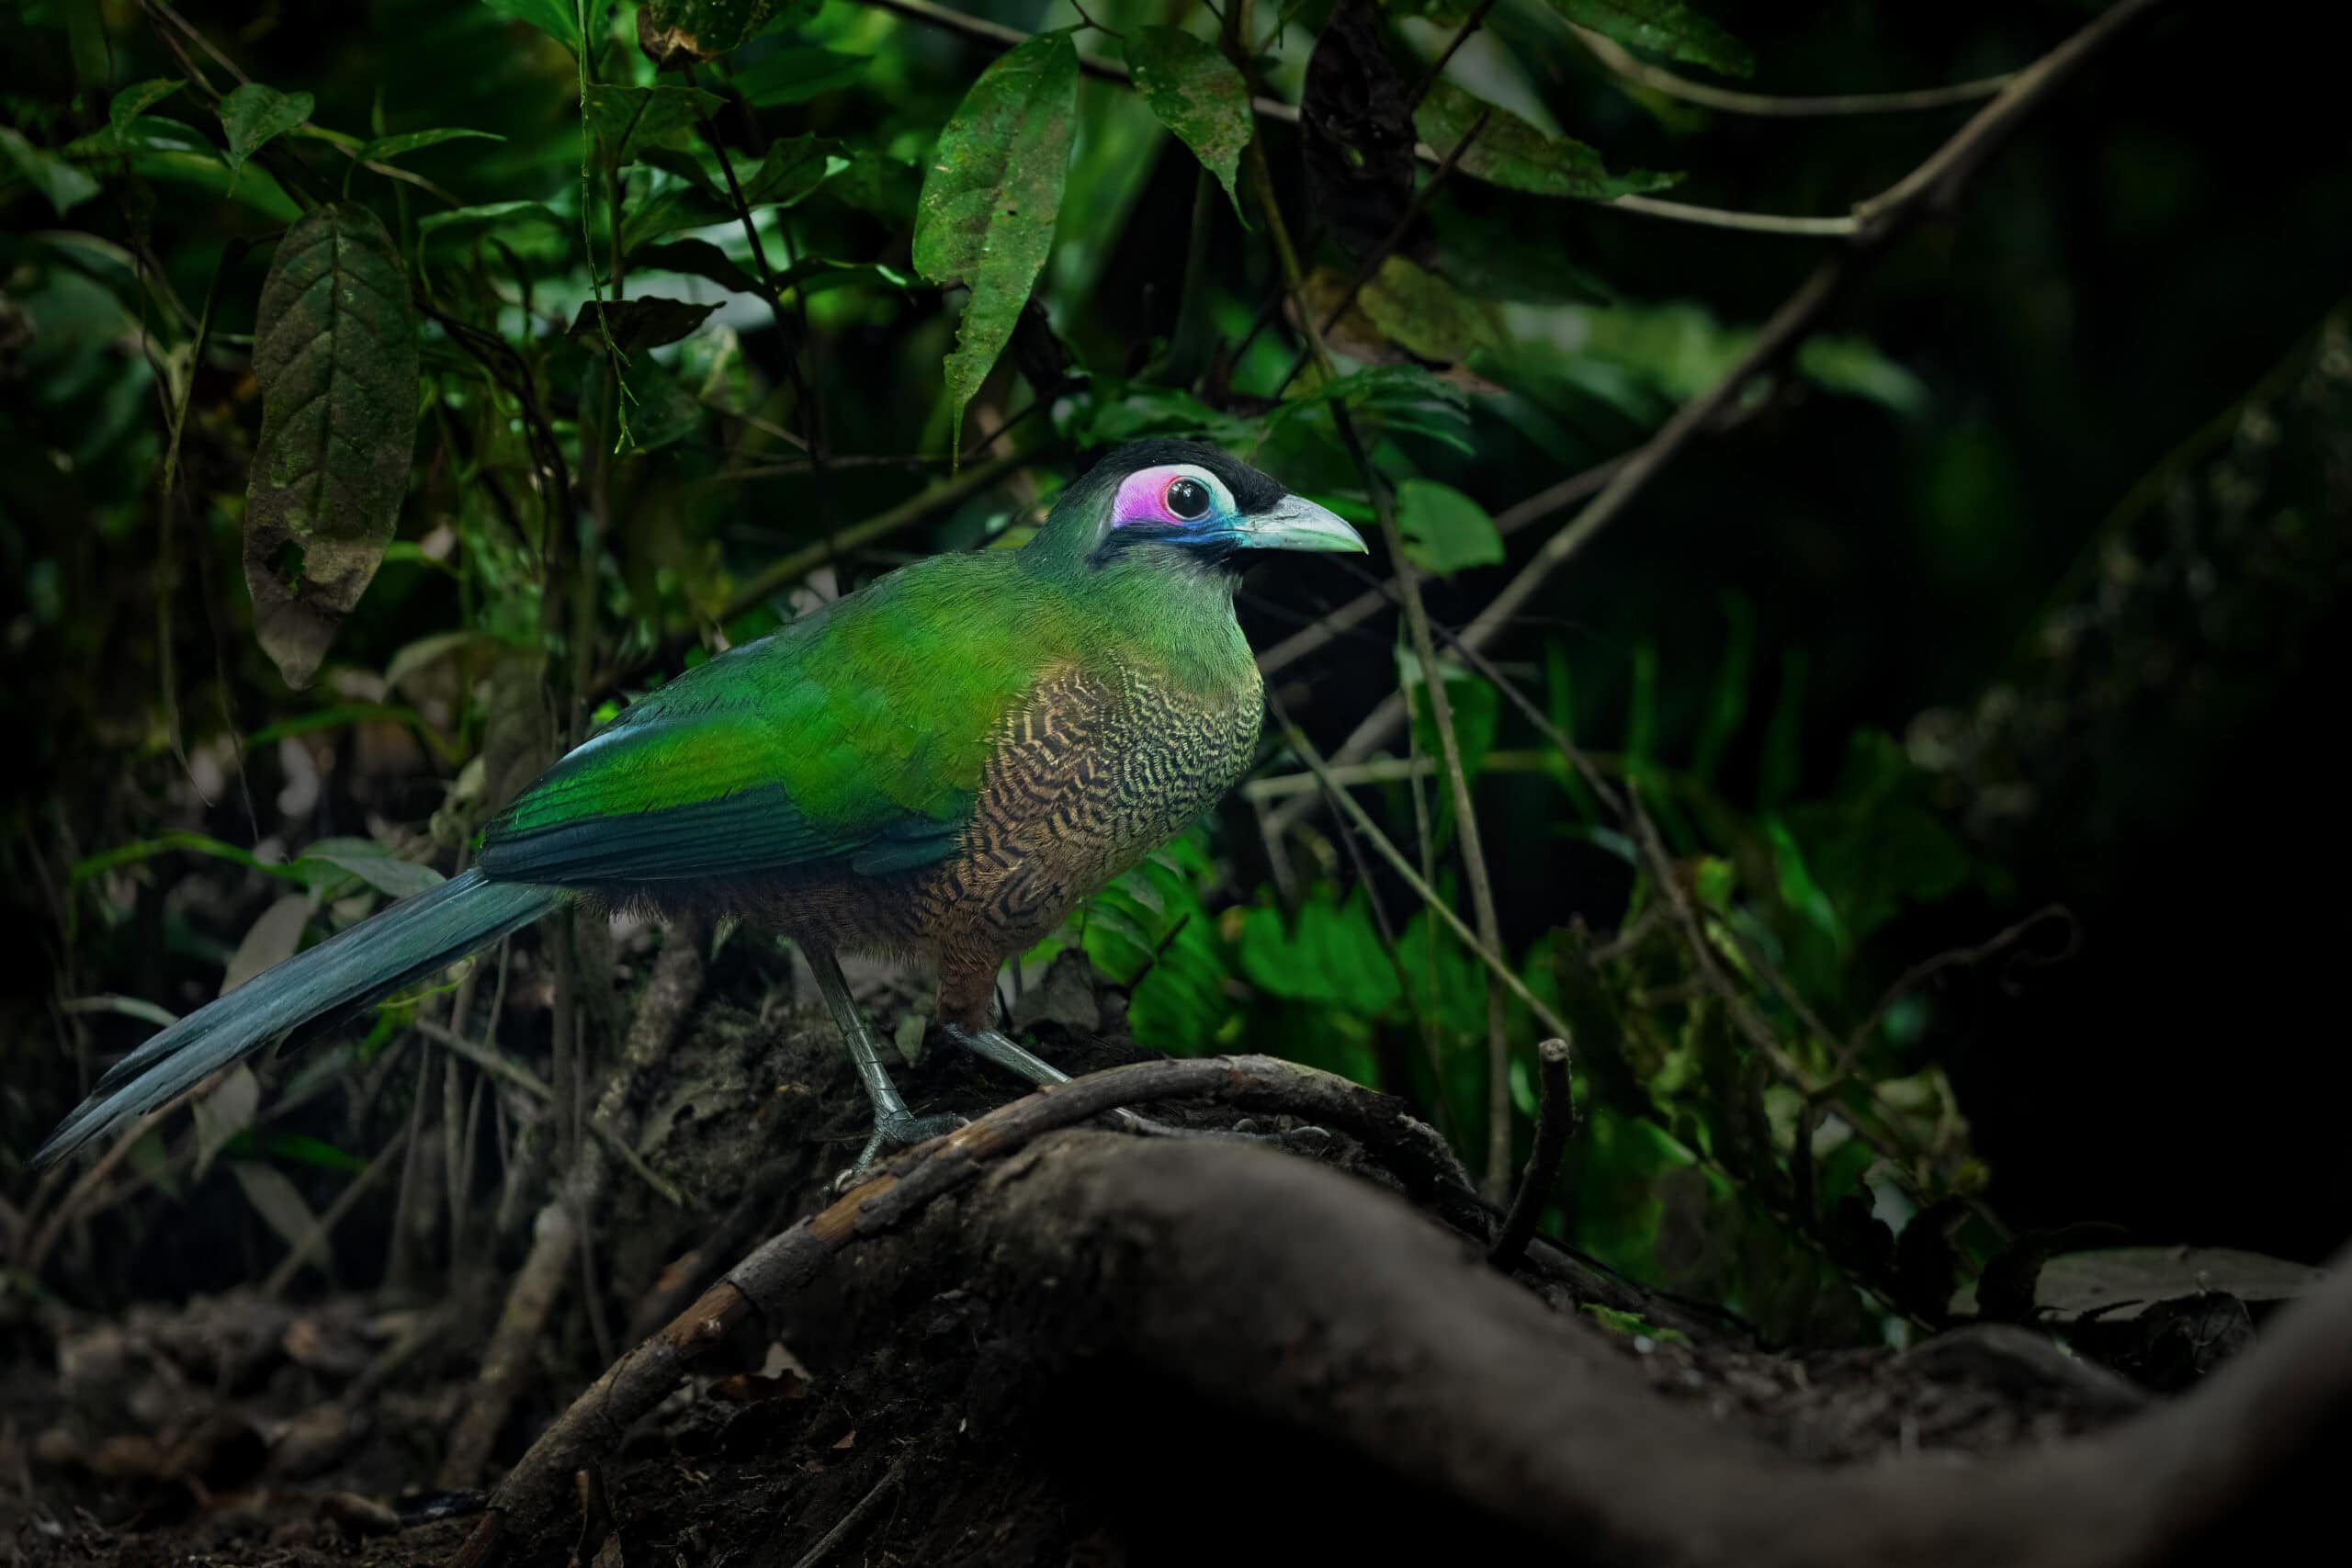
[834,1110,967,1191]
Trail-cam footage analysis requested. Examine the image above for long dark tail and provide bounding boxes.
[33,868,562,1168]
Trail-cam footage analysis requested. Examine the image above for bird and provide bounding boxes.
[33,439,1364,1175]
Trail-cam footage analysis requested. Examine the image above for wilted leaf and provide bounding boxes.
[243,202,422,688]
[1301,0,1414,254]
[583,84,724,165]
[0,128,101,215]
[194,1065,264,1178]
[1360,255,1504,364]
[229,1159,322,1252]
[217,82,315,173]
[224,894,312,993]
[357,127,503,163]
[300,837,447,897]
[1416,81,1676,200]
[638,0,815,63]
[733,46,868,107]
[1544,0,1753,78]
[1125,26,1250,219]
[481,0,583,52]
[1396,478,1503,575]
[567,295,721,355]
[109,78,186,136]
[913,29,1080,450]
[1956,1247,2332,1324]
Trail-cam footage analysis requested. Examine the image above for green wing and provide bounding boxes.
[480,556,1038,888]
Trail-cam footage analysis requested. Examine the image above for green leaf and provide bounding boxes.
[0,127,100,216]
[217,82,315,173]
[299,837,447,898]
[771,254,913,298]
[619,136,842,250]
[913,29,1080,450]
[640,0,817,61]
[583,84,724,165]
[1237,888,1401,1016]
[566,295,722,355]
[731,46,868,107]
[1396,478,1503,575]
[109,78,186,137]
[1360,255,1503,363]
[243,203,422,689]
[739,134,842,206]
[417,198,566,240]
[632,237,763,295]
[1543,0,1753,78]
[358,127,505,163]
[1415,81,1676,200]
[481,0,583,52]
[1124,25,1251,219]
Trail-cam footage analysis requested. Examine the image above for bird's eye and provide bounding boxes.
[1164,476,1213,521]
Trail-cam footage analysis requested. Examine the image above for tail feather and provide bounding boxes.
[33,868,560,1168]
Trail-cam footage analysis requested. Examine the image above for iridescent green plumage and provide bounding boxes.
[33,440,1363,1173]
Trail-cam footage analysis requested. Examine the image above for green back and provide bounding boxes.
[478,524,1253,888]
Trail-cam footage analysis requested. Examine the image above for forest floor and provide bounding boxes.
[0,961,2316,1568]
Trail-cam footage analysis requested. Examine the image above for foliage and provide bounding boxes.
[4,0,2337,1342]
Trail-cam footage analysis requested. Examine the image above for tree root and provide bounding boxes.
[453,1051,2352,1567]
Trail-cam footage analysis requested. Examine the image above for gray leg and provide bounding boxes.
[808,948,963,1181]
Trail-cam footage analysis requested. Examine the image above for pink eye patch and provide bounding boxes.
[1112,467,1219,527]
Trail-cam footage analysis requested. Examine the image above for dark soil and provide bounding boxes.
[0,953,2222,1568]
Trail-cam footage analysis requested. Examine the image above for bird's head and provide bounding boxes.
[1028,439,1366,572]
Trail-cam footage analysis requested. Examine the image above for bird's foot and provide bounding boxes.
[833,1109,967,1192]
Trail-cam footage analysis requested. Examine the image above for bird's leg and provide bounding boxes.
[807,947,963,1184]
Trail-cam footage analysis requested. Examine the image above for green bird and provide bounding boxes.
[34,441,1363,1173]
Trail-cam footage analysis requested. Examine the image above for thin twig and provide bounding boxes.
[1488,1038,1573,1271]
[785,1459,906,1568]
[263,1122,412,1298]
[414,1019,687,1208]
[1272,0,2175,821]
[1243,89,1518,1199]
[1281,726,1574,1046]
[1572,27,2013,118]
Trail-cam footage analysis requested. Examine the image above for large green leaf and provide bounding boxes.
[1396,478,1503,576]
[481,0,583,52]
[912,29,1080,450]
[217,82,315,173]
[1543,0,1752,78]
[243,203,421,689]
[1360,255,1503,363]
[583,84,724,165]
[357,127,504,164]
[731,46,868,107]
[1415,81,1675,200]
[1124,25,1251,219]
[108,78,186,136]
[566,295,721,355]
[0,127,100,215]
